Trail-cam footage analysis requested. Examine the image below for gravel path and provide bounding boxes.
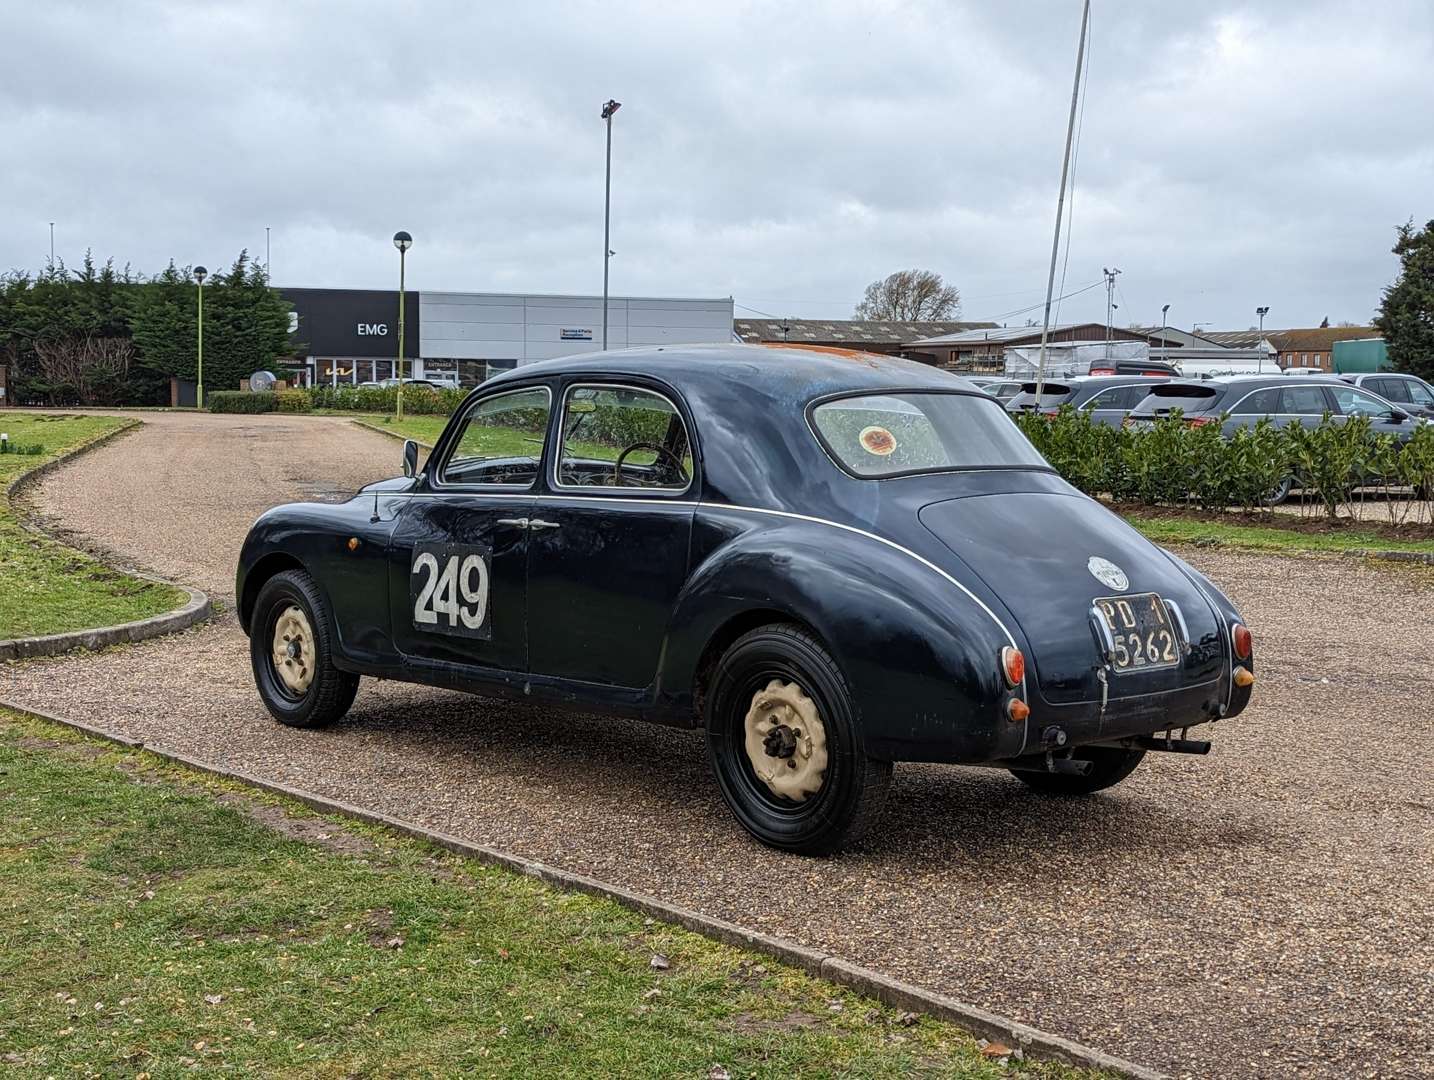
[4,411,1431,1079]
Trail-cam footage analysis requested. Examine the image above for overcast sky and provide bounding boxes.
[4,0,1432,331]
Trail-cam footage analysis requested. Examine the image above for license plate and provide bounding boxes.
[1093,593,1180,673]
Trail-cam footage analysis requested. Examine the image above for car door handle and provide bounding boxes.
[496,517,529,528]
[529,519,561,531]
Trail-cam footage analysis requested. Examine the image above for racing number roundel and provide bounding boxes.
[411,543,492,640]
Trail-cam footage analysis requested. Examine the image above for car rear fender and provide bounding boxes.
[658,510,1026,763]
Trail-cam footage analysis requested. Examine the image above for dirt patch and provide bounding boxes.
[214,792,375,857]
[729,1010,828,1034]
[14,734,110,758]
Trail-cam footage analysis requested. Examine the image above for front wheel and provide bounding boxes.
[705,624,890,855]
[1263,475,1294,506]
[250,569,359,728]
[1010,746,1146,795]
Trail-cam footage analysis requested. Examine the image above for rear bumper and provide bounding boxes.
[1030,676,1229,749]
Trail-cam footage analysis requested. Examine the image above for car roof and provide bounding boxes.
[485,342,975,400]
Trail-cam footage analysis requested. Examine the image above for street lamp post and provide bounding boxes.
[1256,306,1270,371]
[393,231,412,419]
[194,266,207,409]
[1102,267,1121,363]
[600,99,621,350]
[1160,303,1171,363]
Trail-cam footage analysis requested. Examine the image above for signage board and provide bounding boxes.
[560,328,593,341]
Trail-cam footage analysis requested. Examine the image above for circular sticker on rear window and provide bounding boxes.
[858,425,897,456]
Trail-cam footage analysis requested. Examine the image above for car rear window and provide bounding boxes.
[811,392,1048,478]
[1131,384,1220,415]
[1006,383,1074,410]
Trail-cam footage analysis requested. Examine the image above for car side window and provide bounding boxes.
[1405,379,1434,406]
[1329,385,1395,418]
[555,384,692,490]
[1369,378,1405,402]
[1279,386,1331,415]
[1232,387,1279,414]
[1081,388,1122,410]
[438,387,552,486]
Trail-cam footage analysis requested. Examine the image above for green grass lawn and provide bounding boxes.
[0,414,185,640]
[1125,511,1434,558]
[0,710,1100,1079]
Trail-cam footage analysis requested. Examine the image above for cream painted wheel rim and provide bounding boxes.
[742,679,829,802]
[271,605,316,695]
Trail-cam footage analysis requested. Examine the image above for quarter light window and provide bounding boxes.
[811,392,1047,478]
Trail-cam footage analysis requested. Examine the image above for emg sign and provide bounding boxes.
[278,288,418,359]
[357,323,389,336]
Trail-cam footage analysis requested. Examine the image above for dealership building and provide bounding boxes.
[278,287,736,387]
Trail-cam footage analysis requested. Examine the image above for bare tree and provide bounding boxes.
[853,269,961,321]
[33,336,134,405]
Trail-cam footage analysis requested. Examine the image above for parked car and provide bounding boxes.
[1087,358,1180,377]
[1005,375,1171,427]
[963,376,1026,403]
[1127,376,1424,503]
[236,344,1254,853]
[1338,372,1434,420]
[357,377,459,391]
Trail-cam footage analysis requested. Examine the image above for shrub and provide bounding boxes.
[275,388,312,413]
[1011,406,1431,523]
[208,390,276,414]
[307,384,465,416]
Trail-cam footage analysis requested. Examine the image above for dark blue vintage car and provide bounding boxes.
[237,344,1255,853]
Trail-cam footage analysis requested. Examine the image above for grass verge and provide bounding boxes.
[1124,510,1434,558]
[0,414,185,640]
[0,709,1101,1079]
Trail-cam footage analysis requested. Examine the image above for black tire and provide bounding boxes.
[705,623,890,855]
[250,569,359,729]
[1263,475,1293,507]
[1010,746,1146,796]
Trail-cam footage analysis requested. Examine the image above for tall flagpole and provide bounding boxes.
[1034,0,1090,408]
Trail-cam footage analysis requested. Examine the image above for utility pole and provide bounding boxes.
[1103,266,1121,363]
[600,99,621,350]
[1034,0,1090,407]
[266,226,271,279]
[48,222,55,269]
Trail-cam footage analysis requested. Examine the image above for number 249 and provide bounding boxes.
[413,552,489,630]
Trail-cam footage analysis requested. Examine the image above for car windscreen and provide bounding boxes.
[810,392,1048,478]
[1131,383,1222,415]
[1005,383,1075,410]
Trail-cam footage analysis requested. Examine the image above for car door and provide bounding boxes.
[387,384,553,674]
[1083,383,1146,427]
[1328,383,1414,441]
[1401,377,1434,419]
[524,380,696,689]
[1277,384,1335,430]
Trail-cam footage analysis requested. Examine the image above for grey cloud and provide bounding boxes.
[2,0,1431,329]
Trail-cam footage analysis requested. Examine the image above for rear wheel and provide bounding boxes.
[250,570,359,729]
[1010,746,1146,796]
[705,624,890,855]
[1263,475,1293,506]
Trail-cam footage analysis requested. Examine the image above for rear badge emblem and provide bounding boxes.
[1088,556,1129,592]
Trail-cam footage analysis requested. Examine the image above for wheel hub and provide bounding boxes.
[271,605,316,695]
[743,679,828,802]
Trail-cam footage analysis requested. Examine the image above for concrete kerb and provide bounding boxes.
[349,417,435,449]
[1,417,214,661]
[0,696,1165,1080]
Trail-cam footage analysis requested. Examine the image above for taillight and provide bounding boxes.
[1000,645,1025,687]
[1185,415,1217,427]
[1232,623,1251,659]
[1089,367,1115,376]
[1039,409,1059,418]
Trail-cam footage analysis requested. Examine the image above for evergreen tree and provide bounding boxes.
[1374,219,1434,380]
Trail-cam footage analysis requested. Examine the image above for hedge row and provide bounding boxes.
[1014,407,1434,520]
[207,390,276,414]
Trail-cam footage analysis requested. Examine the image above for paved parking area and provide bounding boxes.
[3,411,1431,1079]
